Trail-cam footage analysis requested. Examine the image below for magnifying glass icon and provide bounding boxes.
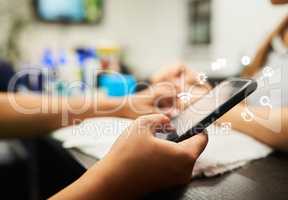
[260,96,272,109]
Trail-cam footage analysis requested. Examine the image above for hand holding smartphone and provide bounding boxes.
[167,78,257,142]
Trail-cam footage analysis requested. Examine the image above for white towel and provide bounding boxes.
[53,117,272,177]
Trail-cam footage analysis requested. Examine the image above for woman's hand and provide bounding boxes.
[150,64,212,110]
[150,64,196,85]
[121,83,180,119]
[150,64,210,89]
[52,114,208,200]
[118,64,213,119]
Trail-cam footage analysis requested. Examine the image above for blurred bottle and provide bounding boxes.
[77,48,101,93]
[96,42,121,72]
[42,48,57,95]
[58,50,82,96]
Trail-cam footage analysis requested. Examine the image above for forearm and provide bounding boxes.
[218,103,288,151]
[49,164,110,200]
[50,157,139,200]
[0,93,128,138]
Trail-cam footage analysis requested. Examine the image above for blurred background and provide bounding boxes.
[0,0,287,90]
[0,1,287,199]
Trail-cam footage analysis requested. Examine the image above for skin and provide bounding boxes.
[0,83,179,138]
[0,64,202,139]
[151,64,211,111]
[50,114,208,200]
[48,2,288,198]
[1,65,209,198]
[282,23,288,47]
[218,35,288,151]
[150,64,202,88]
[218,0,288,151]
[270,0,288,4]
[0,64,211,200]
[218,103,288,151]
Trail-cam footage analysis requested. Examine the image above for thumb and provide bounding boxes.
[179,131,208,160]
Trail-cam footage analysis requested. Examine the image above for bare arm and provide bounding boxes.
[0,83,178,138]
[0,92,129,138]
[218,103,288,151]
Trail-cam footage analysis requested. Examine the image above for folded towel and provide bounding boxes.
[53,117,272,177]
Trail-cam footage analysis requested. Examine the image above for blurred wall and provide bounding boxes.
[209,0,288,77]
[18,0,187,79]
[0,0,31,59]
[10,0,288,78]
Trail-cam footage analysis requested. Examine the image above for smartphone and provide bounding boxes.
[167,78,257,142]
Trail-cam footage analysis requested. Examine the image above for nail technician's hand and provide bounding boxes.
[150,64,211,110]
[51,114,208,200]
[150,64,203,86]
[122,84,179,119]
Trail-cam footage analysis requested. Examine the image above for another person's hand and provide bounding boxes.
[150,64,205,88]
[52,114,208,200]
[150,64,211,110]
[121,83,179,119]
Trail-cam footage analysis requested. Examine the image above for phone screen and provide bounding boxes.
[171,79,251,137]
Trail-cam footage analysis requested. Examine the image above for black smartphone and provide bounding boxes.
[168,78,257,142]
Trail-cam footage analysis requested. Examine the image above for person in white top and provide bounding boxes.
[219,0,288,151]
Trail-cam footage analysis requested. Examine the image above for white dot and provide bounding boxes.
[241,56,251,66]
[262,66,274,78]
[198,73,208,84]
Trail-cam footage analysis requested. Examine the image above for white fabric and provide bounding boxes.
[53,117,272,177]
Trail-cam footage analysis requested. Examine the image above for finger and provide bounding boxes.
[173,64,186,78]
[153,84,179,98]
[185,70,201,85]
[155,122,176,134]
[179,131,208,160]
[144,105,176,119]
[152,86,178,109]
[137,114,172,134]
[140,84,178,101]
[156,95,177,108]
[158,107,179,118]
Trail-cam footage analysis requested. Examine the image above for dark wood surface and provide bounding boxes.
[70,149,288,200]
